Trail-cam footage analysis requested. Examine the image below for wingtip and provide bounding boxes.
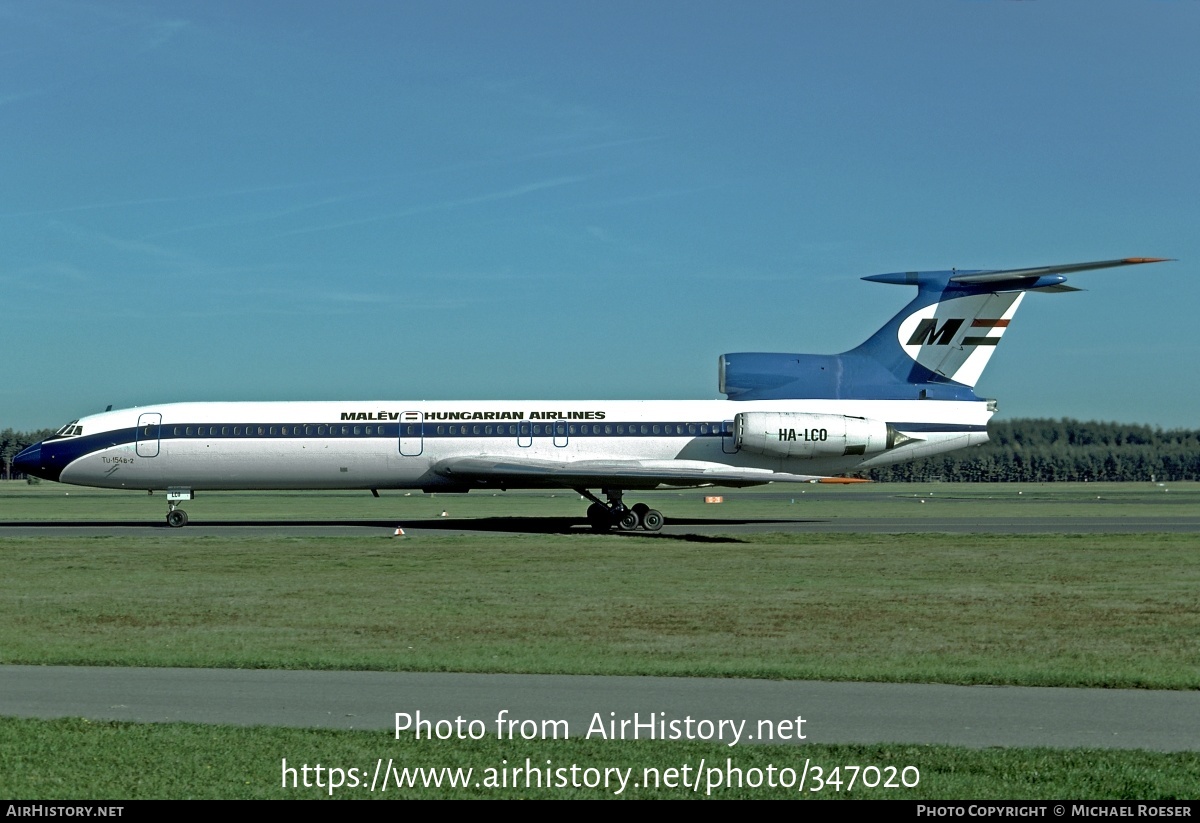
[1124,257,1174,264]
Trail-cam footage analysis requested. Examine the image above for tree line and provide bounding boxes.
[865,418,1200,482]
[1,428,55,479]
[2,419,1197,482]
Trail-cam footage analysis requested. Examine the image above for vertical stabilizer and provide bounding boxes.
[896,290,1024,387]
[720,258,1170,401]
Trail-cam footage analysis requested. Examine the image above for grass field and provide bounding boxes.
[2,481,1198,799]
[2,532,1197,687]
[5,717,1198,800]
[2,479,1197,524]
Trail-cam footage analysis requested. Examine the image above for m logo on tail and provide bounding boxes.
[906,318,964,346]
[906,317,1013,347]
[897,292,1024,387]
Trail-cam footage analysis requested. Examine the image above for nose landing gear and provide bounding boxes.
[165,488,193,528]
[578,488,664,532]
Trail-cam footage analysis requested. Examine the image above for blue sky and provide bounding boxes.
[3,0,1197,431]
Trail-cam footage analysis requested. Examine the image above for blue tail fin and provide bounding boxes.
[719,258,1169,402]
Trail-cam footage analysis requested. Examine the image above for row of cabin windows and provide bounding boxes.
[150,422,728,439]
[427,423,722,436]
[163,425,382,437]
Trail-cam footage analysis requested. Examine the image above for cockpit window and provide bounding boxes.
[52,420,83,438]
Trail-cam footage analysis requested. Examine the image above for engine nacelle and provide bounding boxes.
[735,412,903,459]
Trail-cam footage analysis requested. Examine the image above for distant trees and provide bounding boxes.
[866,418,1200,482]
[1,428,55,480]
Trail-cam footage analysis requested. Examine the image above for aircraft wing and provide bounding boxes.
[432,456,830,490]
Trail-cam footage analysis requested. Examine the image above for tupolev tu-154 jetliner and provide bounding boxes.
[15,257,1169,530]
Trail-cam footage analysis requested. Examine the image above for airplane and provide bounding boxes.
[13,257,1169,531]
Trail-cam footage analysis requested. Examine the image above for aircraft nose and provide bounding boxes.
[12,442,47,479]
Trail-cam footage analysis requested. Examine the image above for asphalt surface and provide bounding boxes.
[3,514,1200,537]
[3,665,1198,752]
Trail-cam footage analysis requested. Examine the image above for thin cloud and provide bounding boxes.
[270,174,592,239]
[0,181,327,220]
[139,19,190,52]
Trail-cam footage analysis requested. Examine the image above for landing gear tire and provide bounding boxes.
[577,488,665,533]
[641,509,664,532]
[166,509,188,528]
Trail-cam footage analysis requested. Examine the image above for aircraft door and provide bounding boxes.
[553,421,569,447]
[399,411,424,456]
[136,413,161,457]
[517,421,533,448]
[721,420,739,454]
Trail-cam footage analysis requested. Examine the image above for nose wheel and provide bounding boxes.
[165,488,194,528]
[578,489,664,532]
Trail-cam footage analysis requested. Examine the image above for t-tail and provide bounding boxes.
[718,257,1170,402]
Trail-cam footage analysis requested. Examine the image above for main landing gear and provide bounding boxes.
[576,488,664,533]
[165,488,193,528]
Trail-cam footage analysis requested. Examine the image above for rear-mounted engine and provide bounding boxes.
[734,412,911,458]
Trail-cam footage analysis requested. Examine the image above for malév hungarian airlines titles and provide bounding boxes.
[341,410,607,421]
[13,258,1169,531]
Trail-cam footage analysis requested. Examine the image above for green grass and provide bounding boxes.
[2,479,1197,524]
[3,482,1198,800]
[2,531,1197,688]
[3,717,1198,799]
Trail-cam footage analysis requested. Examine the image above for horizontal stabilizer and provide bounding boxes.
[948,257,1172,284]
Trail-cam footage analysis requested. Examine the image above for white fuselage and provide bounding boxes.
[47,398,991,492]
